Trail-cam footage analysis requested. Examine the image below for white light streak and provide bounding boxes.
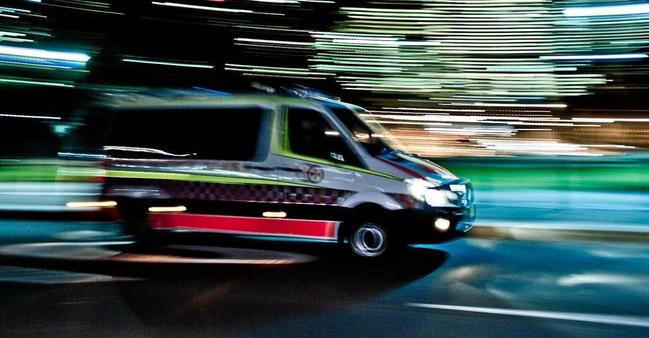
[151,1,253,13]
[235,38,312,46]
[0,45,90,62]
[563,4,649,17]
[539,53,648,61]
[104,145,195,157]
[0,113,61,120]
[405,303,649,328]
[446,102,566,109]
[0,78,73,87]
[122,58,213,69]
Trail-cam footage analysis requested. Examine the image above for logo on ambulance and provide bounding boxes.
[305,165,324,183]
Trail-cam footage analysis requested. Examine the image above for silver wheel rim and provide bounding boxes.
[351,224,386,257]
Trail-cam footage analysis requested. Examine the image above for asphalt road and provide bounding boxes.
[0,220,647,337]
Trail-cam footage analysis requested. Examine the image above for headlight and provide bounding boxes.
[405,179,457,207]
[405,178,432,202]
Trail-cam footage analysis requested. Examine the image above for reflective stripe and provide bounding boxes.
[149,213,340,240]
[105,169,313,187]
[379,158,426,179]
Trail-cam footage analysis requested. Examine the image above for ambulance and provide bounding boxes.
[68,90,475,258]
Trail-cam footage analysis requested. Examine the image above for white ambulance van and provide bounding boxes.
[66,90,475,258]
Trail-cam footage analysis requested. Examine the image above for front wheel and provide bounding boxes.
[346,222,393,258]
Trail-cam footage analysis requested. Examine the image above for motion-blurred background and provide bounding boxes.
[1,0,648,227]
[1,2,649,337]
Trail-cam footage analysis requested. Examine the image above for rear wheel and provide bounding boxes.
[118,203,162,248]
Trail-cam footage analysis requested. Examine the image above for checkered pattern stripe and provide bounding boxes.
[105,178,354,205]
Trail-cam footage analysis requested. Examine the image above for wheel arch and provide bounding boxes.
[338,202,390,243]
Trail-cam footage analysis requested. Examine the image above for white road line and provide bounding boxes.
[474,221,649,233]
[405,303,649,328]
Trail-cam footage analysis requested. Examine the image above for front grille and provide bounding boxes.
[447,182,474,207]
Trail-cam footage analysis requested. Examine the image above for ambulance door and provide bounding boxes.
[276,106,360,208]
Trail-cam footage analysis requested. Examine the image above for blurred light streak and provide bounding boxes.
[425,127,515,136]
[122,58,214,69]
[380,107,483,113]
[539,53,648,61]
[0,45,90,62]
[0,113,60,120]
[149,206,187,213]
[486,66,577,72]
[151,1,283,16]
[0,31,25,37]
[563,4,649,17]
[225,63,332,76]
[241,73,326,80]
[0,6,31,13]
[557,273,644,286]
[573,117,649,123]
[43,3,124,15]
[66,201,117,208]
[405,303,649,328]
[234,38,312,46]
[0,78,73,87]
[611,39,649,45]
[104,146,195,157]
[151,1,253,13]
[262,211,287,218]
[470,102,567,109]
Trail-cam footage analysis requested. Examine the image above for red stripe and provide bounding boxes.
[148,213,338,239]
[379,158,426,179]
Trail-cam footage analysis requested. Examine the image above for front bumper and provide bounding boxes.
[396,179,476,243]
[395,203,475,243]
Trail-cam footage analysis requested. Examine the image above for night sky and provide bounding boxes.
[1,0,648,156]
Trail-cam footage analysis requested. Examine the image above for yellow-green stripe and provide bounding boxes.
[106,170,315,187]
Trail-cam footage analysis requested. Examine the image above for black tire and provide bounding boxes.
[119,203,162,248]
[344,221,396,259]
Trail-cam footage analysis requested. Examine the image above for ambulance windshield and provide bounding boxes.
[328,106,402,157]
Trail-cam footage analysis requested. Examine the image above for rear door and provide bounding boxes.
[0,113,101,211]
[103,106,278,201]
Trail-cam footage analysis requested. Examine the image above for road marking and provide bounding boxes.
[405,303,649,328]
[474,221,649,233]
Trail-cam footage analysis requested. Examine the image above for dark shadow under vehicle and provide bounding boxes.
[0,241,447,334]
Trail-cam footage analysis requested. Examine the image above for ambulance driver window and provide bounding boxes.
[287,108,361,167]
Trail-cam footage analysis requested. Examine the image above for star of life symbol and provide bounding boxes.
[305,165,324,183]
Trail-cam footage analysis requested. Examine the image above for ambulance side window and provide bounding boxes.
[107,107,267,161]
[287,108,361,167]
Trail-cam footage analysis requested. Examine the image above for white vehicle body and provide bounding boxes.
[66,91,475,257]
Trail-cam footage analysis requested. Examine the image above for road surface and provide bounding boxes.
[0,218,647,337]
